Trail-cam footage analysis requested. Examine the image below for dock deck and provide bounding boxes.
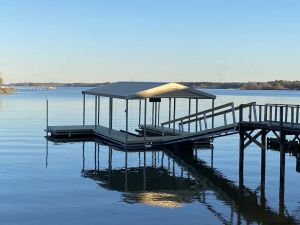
[48,125,176,148]
[47,123,237,148]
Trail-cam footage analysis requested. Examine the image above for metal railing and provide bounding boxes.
[161,102,300,138]
[244,104,300,125]
[161,102,238,136]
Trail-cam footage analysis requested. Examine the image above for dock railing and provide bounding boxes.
[249,104,300,125]
[161,102,238,136]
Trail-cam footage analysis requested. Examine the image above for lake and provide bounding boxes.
[0,87,299,225]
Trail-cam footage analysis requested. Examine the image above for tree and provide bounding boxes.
[0,73,3,85]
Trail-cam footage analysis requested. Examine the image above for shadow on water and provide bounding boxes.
[46,140,299,225]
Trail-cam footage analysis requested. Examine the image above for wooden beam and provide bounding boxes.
[244,130,264,149]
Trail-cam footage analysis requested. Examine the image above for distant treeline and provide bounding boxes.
[184,80,300,90]
[10,80,300,90]
[11,82,110,87]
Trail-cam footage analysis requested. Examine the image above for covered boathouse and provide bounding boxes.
[47,82,216,148]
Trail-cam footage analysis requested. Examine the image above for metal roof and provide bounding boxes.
[82,82,216,99]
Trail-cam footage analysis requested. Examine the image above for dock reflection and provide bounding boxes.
[46,141,298,224]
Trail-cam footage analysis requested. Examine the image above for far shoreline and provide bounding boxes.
[7,80,300,91]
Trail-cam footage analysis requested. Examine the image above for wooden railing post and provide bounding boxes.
[224,113,227,125]
[296,106,299,124]
[249,105,252,122]
[253,104,257,122]
[239,104,244,123]
[291,107,295,126]
[264,105,268,122]
[232,103,236,124]
[275,105,278,122]
[285,105,288,123]
[259,105,262,122]
[280,106,284,127]
[269,105,272,123]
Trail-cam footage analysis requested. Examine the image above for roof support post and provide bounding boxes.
[138,99,141,126]
[195,99,198,132]
[144,99,147,142]
[173,98,176,132]
[83,94,86,126]
[157,102,160,126]
[154,102,157,127]
[212,99,215,129]
[168,98,171,128]
[109,97,113,135]
[94,96,97,129]
[151,102,154,125]
[125,99,128,144]
[97,96,100,125]
[188,98,191,132]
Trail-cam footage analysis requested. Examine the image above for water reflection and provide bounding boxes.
[46,141,298,224]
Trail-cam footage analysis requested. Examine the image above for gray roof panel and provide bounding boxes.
[82,82,216,99]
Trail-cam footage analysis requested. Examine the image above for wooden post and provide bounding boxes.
[296,106,299,124]
[173,98,176,132]
[151,102,154,125]
[239,104,244,123]
[46,98,49,132]
[264,105,267,122]
[83,94,86,125]
[291,107,294,125]
[109,97,113,134]
[82,142,85,171]
[239,122,244,190]
[144,99,147,141]
[280,131,285,184]
[168,98,171,128]
[94,96,97,129]
[125,99,128,144]
[94,142,97,170]
[269,105,272,123]
[97,96,100,125]
[259,105,262,122]
[195,99,198,132]
[285,105,288,123]
[138,99,141,126]
[280,106,284,127]
[249,104,252,122]
[157,102,160,125]
[154,102,157,127]
[212,99,215,128]
[261,129,266,207]
[279,123,286,216]
[188,98,191,132]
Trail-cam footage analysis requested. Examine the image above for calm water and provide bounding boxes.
[0,87,299,225]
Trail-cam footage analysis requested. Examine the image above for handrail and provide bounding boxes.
[181,104,234,125]
[183,102,256,125]
[161,101,299,138]
[161,102,234,126]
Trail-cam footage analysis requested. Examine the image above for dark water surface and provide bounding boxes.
[0,88,299,225]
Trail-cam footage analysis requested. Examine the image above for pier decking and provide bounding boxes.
[47,101,300,149]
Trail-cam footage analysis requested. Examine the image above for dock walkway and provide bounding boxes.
[47,102,300,149]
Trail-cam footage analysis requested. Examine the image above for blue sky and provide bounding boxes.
[0,0,299,83]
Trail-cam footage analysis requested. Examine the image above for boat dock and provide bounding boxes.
[45,82,300,220]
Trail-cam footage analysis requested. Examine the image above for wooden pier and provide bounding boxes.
[45,82,300,222]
